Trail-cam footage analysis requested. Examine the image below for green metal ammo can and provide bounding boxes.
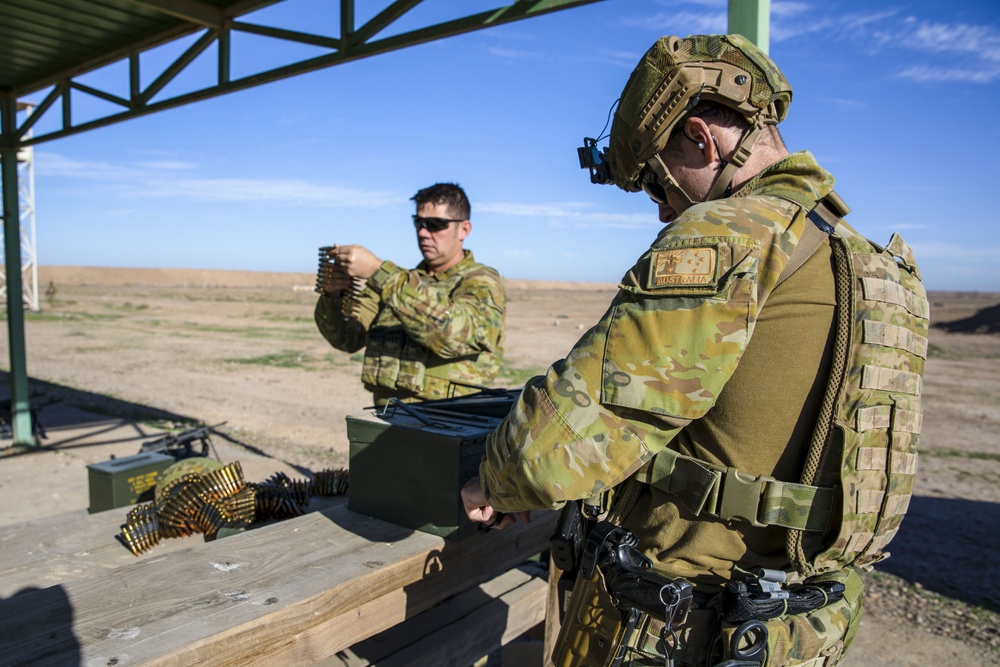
[346,402,503,539]
[87,451,175,513]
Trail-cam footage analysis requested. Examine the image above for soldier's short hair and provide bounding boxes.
[411,183,471,221]
[665,101,785,156]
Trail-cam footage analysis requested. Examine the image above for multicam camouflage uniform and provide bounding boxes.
[315,249,505,403]
[480,152,926,666]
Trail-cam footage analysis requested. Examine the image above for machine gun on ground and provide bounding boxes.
[139,422,226,460]
[0,396,55,441]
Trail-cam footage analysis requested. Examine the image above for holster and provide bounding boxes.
[551,568,625,667]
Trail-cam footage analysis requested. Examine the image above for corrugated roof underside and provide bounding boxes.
[0,0,259,93]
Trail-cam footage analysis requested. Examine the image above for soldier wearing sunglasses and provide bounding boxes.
[314,182,506,404]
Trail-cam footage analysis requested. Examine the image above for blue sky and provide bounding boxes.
[20,0,1000,291]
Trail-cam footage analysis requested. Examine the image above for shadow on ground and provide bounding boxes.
[0,371,192,426]
[878,495,1000,610]
[0,372,287,468]
[933,303,1000,335]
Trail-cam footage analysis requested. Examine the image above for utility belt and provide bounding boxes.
[550,510,861,667]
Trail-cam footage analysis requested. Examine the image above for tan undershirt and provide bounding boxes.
[624,237,837,588]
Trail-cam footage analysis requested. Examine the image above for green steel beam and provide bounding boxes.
[728,0,770,53]
[7,0,605,148]
[0,93,34,446]
[0,0,604,448]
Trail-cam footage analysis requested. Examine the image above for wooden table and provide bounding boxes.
[0,499,556,666]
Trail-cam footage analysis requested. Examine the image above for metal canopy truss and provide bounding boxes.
[0,0,603,447]
[3,0,603,148]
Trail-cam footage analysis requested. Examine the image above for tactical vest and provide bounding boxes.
[554,193,929,667]
[630,192,929,577]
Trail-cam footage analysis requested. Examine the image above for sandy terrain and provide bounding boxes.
[1,266,998,665]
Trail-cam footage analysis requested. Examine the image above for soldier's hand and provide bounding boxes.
[331,243,382,280]
[461,477,530,530]
[316,245,354,294]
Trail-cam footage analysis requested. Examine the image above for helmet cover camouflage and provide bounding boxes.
[608,34,793,191]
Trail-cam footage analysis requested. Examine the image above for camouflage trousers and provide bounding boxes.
[552,566,864,667]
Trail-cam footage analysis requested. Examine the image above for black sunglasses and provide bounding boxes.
[412,215,464,232]
[640,168,671,205]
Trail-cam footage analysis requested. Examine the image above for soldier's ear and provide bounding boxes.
[458,220,471,240]
[684,117,716,165]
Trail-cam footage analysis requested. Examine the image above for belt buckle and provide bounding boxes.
[718,467,773,527]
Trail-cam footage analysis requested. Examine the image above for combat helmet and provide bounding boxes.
[608,34,792,206]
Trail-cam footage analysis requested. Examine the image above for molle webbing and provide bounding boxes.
[862,321,928,358]
[633,448,835,532]
[861,278,929,318]
[793,222,929,575]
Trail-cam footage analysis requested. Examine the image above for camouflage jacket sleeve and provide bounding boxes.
[481,195,808,512]
[314,290,379,353]
[368,260,506,358]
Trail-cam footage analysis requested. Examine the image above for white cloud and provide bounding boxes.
[897,65,1000,84]
[771,7,1000,86]
[675,0,726,7]
[479,200,656,230]
[135,160,198,171]
[889,18,1000,83]
[486,46,552,63]
[902,19,1000,62]
[35,151,399,208]
[478,201,594,217]
[830,98,867,110]
[883,222,930,231]
[771,9,898,43]
[37,152,138,180]
[143,178,397,207]
[770,2,810,18]
[909,242,1000,261]
[623,11,727,35]
[582,49,645,69]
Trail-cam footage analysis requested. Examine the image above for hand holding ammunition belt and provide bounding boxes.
[316,245,367,322]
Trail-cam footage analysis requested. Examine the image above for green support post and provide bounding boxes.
[728,0,770,53]
[0,94,35,446]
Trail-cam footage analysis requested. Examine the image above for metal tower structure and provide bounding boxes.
[729,0,770,53]
[0,102,38,314]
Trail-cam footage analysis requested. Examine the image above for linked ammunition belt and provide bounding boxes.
[120,463,349,556]
[315,245,367,321]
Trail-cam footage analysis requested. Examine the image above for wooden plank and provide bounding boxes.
[374,566,548,667]
[0,505,557,666]
[324,562,547,667]
[0,497,347,598]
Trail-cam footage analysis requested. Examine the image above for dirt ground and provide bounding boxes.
[2,267,999,665]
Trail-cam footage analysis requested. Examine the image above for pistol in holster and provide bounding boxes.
[552,521,695,667]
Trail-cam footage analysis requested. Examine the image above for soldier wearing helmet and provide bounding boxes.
[463,34,927,667]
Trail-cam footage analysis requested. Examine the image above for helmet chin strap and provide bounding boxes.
[644,116,768,210]
[704,120,764,202]
[646,153,696,210]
